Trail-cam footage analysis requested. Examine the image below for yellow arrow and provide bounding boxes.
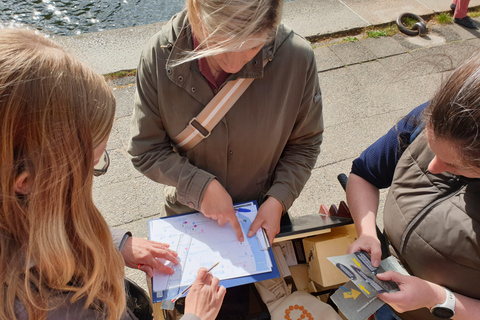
[358,284,370,295]
[343,289,361,300]
[352,258,361,268]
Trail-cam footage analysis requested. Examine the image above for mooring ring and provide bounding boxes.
[396,12,428,37]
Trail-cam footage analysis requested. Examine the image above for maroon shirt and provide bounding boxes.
[192,33,229,92]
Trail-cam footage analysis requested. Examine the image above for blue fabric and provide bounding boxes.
[351,102,429,189]
[375,304,402,320]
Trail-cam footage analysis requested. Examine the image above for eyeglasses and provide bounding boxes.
[93,150,110,177]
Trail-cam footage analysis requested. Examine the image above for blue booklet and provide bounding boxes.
[148,201,280,305]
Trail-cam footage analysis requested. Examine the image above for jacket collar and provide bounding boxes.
[163,10,292,104]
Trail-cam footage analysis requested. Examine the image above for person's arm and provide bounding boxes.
[346,174,382,267]
[376,271,480,319]
[128,42,244,242]
[346,102,429,266]
[249,44,323,244]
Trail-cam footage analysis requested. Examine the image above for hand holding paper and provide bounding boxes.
[328,252,410,320]
[376,271,445,314]
[347,234,382,268]
[248,196,283,244]
[185,267,226,320]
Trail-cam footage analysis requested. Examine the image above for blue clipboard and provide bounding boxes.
[149,200,280,303]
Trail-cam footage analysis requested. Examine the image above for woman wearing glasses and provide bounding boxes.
[0,28,224,320]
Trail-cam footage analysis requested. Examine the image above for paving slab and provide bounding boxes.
[392,33,423,51]
[432,24,465,42]
[403,30,448,48]
[360,36,408,59]
[282,0,369,38]
[328,40,377,65]
[449,17,480,40]
[313,45,345,71]
[289,159,352,218]
[342,0,432,25]
[316,108,412,169]
[416,0,454,13]
[346,60,392,86]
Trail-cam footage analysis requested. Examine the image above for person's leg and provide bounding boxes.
[454,0,477,29]
[454,0,469,19]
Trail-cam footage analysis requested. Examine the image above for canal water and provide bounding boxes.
[0,0,186,36]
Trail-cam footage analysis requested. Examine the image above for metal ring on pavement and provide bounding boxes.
[396,12,428,37]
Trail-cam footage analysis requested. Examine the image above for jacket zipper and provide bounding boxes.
[399,182,466,255]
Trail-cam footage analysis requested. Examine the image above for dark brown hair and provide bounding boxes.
[425,52,480,168]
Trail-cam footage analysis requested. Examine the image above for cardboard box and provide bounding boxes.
[302,224,357,287]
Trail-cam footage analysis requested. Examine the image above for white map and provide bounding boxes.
[148,202,271,297]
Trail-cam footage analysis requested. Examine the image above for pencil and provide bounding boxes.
[170,262,220,303]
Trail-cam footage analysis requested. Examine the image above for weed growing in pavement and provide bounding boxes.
[470,7,480,18]
[344,36,359,42]
[104,69,137,81]
[436,12,453,24]
[401,16,418,28]
[367,30,387,38]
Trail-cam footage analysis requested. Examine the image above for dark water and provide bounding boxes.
[0,0,186,36]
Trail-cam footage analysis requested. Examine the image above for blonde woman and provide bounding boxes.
[0,28,224,320]
[129,0,323,246]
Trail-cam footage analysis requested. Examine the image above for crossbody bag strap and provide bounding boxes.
[172,77,254,152]
[172,59,269,153]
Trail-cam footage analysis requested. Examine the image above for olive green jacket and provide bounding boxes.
[384,132,480,320]
[128,10,323,213]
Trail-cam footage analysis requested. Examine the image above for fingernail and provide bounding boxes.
[247,231,253,237]
[240,236,244,242]
[374,260,380,267]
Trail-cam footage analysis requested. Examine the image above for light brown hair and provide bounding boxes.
[0,29,125,319]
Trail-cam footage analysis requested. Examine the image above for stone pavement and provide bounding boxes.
[81,2,480,289]
[56,0,480,75]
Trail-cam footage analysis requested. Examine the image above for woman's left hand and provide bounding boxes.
[376,271,445,314]
[247,197,283,244]
[121,237,179,278]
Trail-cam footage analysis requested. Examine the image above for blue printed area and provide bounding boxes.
[237,212,269,271]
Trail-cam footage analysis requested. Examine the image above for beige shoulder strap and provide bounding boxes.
[172,77,255,152]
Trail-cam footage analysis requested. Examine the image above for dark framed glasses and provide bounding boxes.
[94,150,110,176]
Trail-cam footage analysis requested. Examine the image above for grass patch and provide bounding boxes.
[367,30,387,38]
[401,16,418,28]
[104,69,136,81]
[366,23,397,38]
[382,24,398,36]
[343,36,359,42]
[436,12,453,24]
[470,8,480,18]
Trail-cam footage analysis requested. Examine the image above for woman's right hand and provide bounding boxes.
[185,267,226,320]
[200,179,244,242]
[347,234,382,268]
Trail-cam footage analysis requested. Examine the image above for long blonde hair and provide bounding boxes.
[0,29,125,319]
[173,0,283,65]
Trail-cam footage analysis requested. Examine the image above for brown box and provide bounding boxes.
[302,224,357,287]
